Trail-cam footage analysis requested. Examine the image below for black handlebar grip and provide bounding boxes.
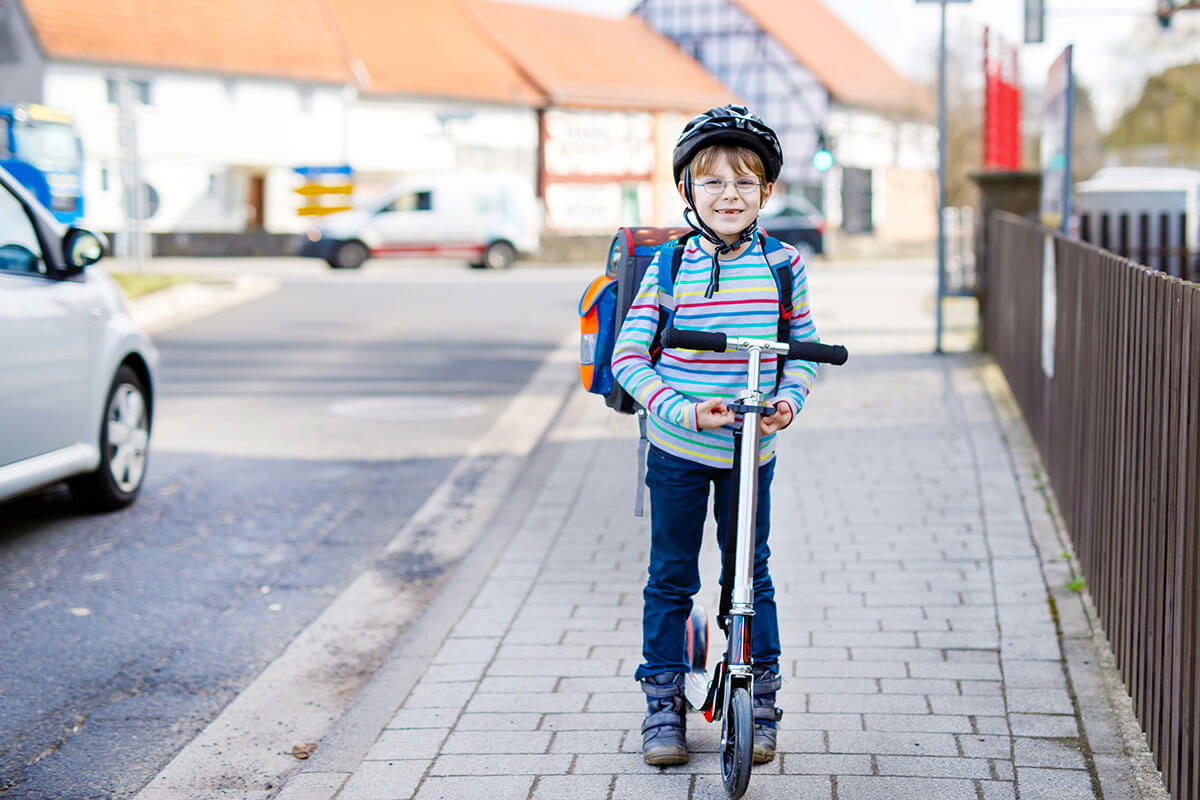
[788,341,849,365]
[662,328,728,353]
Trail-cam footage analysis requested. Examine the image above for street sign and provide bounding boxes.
[1039,46,1074,232]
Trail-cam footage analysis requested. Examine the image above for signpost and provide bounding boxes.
[916,0,971,354]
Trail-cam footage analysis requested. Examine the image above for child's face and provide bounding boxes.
[679,150,773,245]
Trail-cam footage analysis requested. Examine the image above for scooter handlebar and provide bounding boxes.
[661,328,727,353]
[788,340,849,365]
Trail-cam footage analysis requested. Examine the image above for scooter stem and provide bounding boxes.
[732,347,763,613]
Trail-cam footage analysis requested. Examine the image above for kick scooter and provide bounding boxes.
[661,327,848,799]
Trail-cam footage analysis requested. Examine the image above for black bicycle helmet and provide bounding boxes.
[672,104,784,184]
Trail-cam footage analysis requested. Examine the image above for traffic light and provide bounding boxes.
[812,132,833,172]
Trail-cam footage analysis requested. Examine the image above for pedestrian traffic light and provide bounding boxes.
[812,132,833,172]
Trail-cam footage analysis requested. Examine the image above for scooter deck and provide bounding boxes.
[685,662,724,722]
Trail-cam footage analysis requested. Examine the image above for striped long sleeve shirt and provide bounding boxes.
[612,236,820,469]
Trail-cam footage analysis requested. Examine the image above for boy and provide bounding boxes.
[612,105,819,766]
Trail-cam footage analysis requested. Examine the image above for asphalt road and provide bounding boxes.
[0,259,587,799]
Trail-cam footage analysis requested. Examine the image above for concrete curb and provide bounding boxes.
[127,275,281,334]
[977,362,1170,800]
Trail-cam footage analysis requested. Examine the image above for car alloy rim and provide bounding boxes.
[107,383,149,493]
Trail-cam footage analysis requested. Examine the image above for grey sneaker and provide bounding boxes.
[752,665,783,764]
[640,672,688,766]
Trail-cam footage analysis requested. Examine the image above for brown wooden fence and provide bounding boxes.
[987,211,1200,800]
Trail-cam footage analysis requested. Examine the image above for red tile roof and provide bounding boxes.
[324,0,545,103]
[21,0,352,83]
[463,0,735,112]
[731,0,935,119]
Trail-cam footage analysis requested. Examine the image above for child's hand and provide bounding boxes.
[696,398,736,430]
[759,402,793,434]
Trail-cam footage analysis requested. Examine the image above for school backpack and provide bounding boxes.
[579,226,796,414]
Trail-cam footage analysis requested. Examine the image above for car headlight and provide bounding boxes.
[306,229,322,242]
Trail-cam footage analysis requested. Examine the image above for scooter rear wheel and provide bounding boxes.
[721,686,753,798]
[685,606,708,671]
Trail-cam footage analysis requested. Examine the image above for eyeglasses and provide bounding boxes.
[693,178,763,195]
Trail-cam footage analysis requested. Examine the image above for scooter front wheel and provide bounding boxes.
[721,686,753,798]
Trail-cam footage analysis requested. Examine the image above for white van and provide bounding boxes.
[301,172,541,270]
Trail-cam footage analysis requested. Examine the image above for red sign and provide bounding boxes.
[983,27,1022,171]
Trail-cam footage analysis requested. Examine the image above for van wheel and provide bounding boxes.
[481,240,516,270]
[331,241,369,269]
[69,365,151,512]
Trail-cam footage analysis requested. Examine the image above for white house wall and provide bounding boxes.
[42,64,538,235]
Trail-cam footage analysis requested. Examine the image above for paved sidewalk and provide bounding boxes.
[277,263,1161,800]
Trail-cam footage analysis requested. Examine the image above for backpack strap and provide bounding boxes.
[649,232,696,362]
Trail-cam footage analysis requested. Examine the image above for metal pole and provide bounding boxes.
[935,0,947,354]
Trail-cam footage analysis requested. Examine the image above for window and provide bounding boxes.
[106,77,152,106]
[0,183,44,274]
[841,167,873,235]
[378,191,433,214]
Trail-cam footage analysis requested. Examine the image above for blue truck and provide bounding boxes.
[0,103,85,224]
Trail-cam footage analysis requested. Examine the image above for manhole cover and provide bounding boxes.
[331,397,483,421]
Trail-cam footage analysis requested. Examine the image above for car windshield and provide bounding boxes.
[12,120,82,173]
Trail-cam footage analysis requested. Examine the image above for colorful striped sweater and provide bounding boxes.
[612,236,819,468]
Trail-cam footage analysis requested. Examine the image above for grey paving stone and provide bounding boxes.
[835,776,979,799]
[549,729,624,753]
[540,711,642,730]
[958,680,1003,695]
[794,677,880,694]
[338,760,428,800]
[992,760,1015,779]
[692,774,832,800]
[1008,713,1079,738]
[495,643,592,659]
[366,729,449,761]
[453,713,542,732]
[812,631,918,648]
[1006,688,1074,714]
[917,631,1001,649]
[795,659,908,678]
[928,694,1007,716]
[1016,767,1097,799]
[781,753,872,774]
[476,676,559,693]
[440,730,551,754]
[612,773,691,799]
[908,661,1002,680]
[974,717,1011,734]
[531,775,612,800]
[466,692,588,714]
[413,776,534,800]
[431,637,500,664]
[828,731,959,756]
[876,755,993,778]
[486,658,621,677]
[386,709,460,730]
[980,781,1018,800]
[809,693,929,714]
[879,678,959,694]
[957,734,1011,759]
[864,714,973,733]
[429,753,570,776]
[401,681,478,711]
[572,753,667,774]
[1000,636,1062,660]
[776,712,862,731]
[1013,737,1087,768]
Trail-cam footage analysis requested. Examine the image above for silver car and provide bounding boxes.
[0,165,158,510]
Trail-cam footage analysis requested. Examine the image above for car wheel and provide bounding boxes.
[481,240,516,270]
[69,365,151,512]
[331,240,369,269]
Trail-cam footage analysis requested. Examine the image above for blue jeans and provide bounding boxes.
[635,445,780,681]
